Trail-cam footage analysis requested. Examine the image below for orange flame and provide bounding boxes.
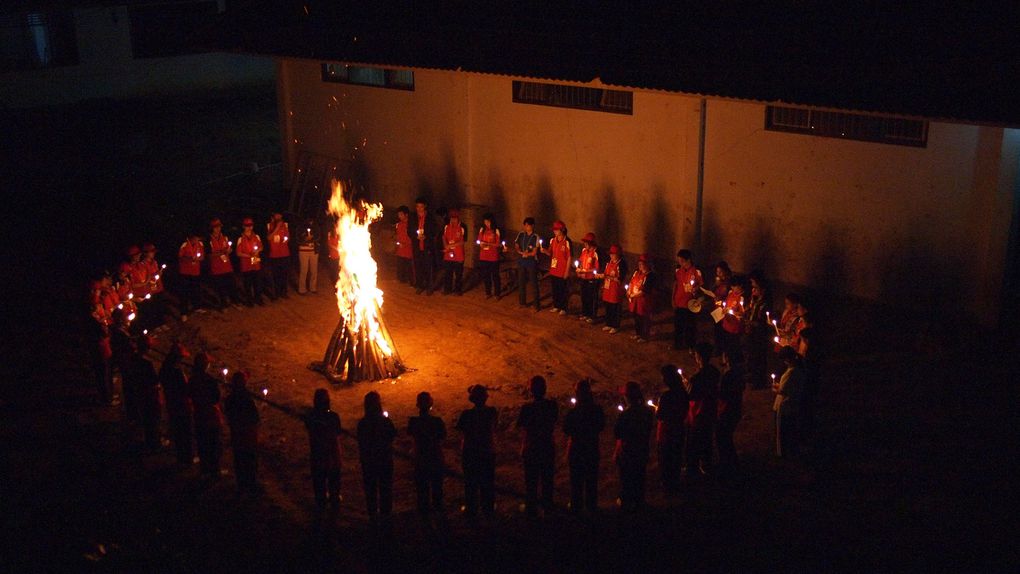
[327,181,392,356]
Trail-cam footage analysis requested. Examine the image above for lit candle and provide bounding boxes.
[127,312,136,321]
[774,336,780,343]
[128,293,134,300]
[646,400,655,407]
[228,241,233,247]
[222,368,229,376]
[383,410,389,418]
[262,388,268,397]
[284,236,288,241]
[117,303,123,310]
[574,259,580,268]
[617,404,624,412]
[161,264,166,269]
[144,293,151,300]
[570,397,576,405]
[143,329,148,335]
[476,240,481,245]
[677,367,683,377]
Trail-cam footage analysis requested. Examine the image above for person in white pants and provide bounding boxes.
[297,218,320,294]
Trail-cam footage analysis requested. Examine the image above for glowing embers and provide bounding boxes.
[311,180,405,383]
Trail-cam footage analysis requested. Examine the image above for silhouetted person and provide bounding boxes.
[408,391,446,514]
[656,363,688,493]
[357,391,396,517]
[562,379,605,513]
[456,385,498,516]
[160,343,193,466]
[773,346,805,458]
[225,371,260,498]
[517,375,558,515]
[716,351,745,474]
[614,381,654,510]
[189,352,223,477]
[305,389,342,509]
[131,335,162,451]
[686,342,719,476]
[109,309,133,412]
[798,327,820,444]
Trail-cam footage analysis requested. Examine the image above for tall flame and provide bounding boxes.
[327,180,392,356]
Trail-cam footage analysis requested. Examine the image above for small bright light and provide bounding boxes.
[574,259,580,267]
[222,368,228,376]
[476,240,481,245]
[161,264,166,269]
[617,404,624,412]
[127,312,136,321]
[570,397,576,405]
[383,410,389,418]
[677,368,683,376]
[646,400,655,407]
[262,388,268,396]
[284,236,289,241]
[142,329,148,335]
[154,274,160,280]
[228,241,233,247]
[774,336,780,343]
[144,294,151,300]
[117,304,123,310]
[128,293,134,300]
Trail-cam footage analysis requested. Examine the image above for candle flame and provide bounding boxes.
[617,404,624,412]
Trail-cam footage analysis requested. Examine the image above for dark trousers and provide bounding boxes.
[211,273,238,308]
[604,301,621,329]
[441,260,464,294]
[634,313,651,339]
[396,256,413,285]
[195,424,221,475]
[718,330,742,362]
[618,458,647,510]
[550,276,568,311]
[518,264,540,308]
[362,463,393,515]
[414,467,444,513]
[716,414,740,470]
[579,279,599,318]
[775,412,799,458]
[241,270,263,305]
[463,453,495,516]
[141,400,161,450]
[524,453,554,513]
[170,414,193,465]
[686,420,714,472]
[674,308,697,350]
[180,274,202,314]
[478,260,501,296]
[312,467,341,507]
[412,250,434,293]
[234,450,258,493]
[658,432,686,492]
[92,353,112,404]
[569,457,598,512]
[268,257,289,297]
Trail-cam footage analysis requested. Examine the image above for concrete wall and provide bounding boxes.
[277,58,1018,324]
[0,7,274,108]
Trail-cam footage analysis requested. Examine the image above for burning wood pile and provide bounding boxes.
[311,181,405,383]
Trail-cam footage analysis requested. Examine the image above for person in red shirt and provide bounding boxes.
[87,279,114,405]
[711,261,733,355]
[476,212,502,299]
[672,249,703,351]
[208,218,239,309]
[236,218,265,306]
[115,262,138,325]
[177,232,204,321]
[141,243,164,296]
[541,220,572,315]
[576,232,600,323]
[440,209,467,295]
[599,244,627,334]
[266,212,291,299]
[126,245,149,298]
[718,277,747,362]
[394,206,414,286]
[627,254,653,343]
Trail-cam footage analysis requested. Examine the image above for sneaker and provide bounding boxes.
[601,326,611,332]
[549,307,560,313]
[629,334,638,340]
[585,317,593,324]
[636,337,647,344]
[607,328,618,334]
[558,309,566,316]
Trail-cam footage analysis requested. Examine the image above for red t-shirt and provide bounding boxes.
[178,240,203,276]
[209,234,234,275]
[673,265,703,308]
[547,236,571,278]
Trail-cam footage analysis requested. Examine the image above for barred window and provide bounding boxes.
[321,63,415,91]
[513,81,633,115]
[765,105,927,147]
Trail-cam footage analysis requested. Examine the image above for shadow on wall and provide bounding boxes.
[700,203,725,271]
[646,183,678,260]
[595,181,623,249]
[485,166,511,229]
[441,141,465,209]
[533,169,559,232]
[741,216,780,282]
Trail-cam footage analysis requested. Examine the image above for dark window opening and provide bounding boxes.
[512,81,633,115]
[765,105,928,147]
[0,11,79,71]
[129,1,218,59]
[321,63,415,91]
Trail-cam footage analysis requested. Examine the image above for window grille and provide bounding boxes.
[765,105,927,147]
[513,81,633,115]
[321,63,415,91]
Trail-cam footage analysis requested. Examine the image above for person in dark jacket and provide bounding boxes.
[357,391,396,517]
[516,375,559,515]
[716,351,745,474]
[409,197,439,295]
[131,335,162,451]
[562,378,605,513]
[159,342,193,466]
[655,364,688,493]
[614,381,654,511]
[686,342,720,476]
[408,391,447,514]
[305,389,343,509]
[224,371,260,497]
[455,385,498,516]
[189,352,223,477]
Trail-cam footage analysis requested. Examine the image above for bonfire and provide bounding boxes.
[310,181,405,383]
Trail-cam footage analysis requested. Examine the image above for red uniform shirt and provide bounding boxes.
[628,269,651,315]
[129,262,149,297]
[577,246,599,280]
[141,258,164,294]
[115,280,137,315]
[101,286,119,316]
[443,222,466,263]
[673,265,703,308]
[395,221,413,259]
[178,240,204,276]
[547,236,571,279]
[236,234,263,272]
[477,227,500,262]
[721,290,745,334]
[601,259,625,303]
[267,221,290,258]
[209,234,234,276]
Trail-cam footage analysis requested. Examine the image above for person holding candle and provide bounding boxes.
[672,249,704,351]
[576,232,600,322]
[410,197,439,295]
[296,218,320,295]
[743,271,772,389]
[600,244,627,334]
[685,342,719,477]
[542,220,572,315]
[719,277,747,362]
[236,218,265,306]
[476,212,503,299]
[775,293,805,351]
[177,232,204,321]
[208,218,239,309]
[224,371,260,499]
[562,378,605,513]
[266,212,291,299]
[440,209,468,295]
[357,391,397,517]
[711,261,733,355]
[517,375,559,516]
[614,381,654,511]
[627,254,654,343]
[394,206,414,286]
[456,384,498,517]
[305,389,343,509]
[514,217,541,310]
[655,364,688,494]
[408,391,447,514]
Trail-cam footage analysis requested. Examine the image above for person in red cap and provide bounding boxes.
[266,212,291,299]
[475,212,503,299]
[177,232,205,321]
[208,218,239,310]
[600,245,628,334]
[115,262,139,325]
[236,218,265,306]
[672,249,703,351]
[394,206,414,286]
[541,220,572,315]
[439,209,467,295]
[141,243,164,296]
[576,232,600,322]
[627,254,653,343]
[126,245,149,299]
